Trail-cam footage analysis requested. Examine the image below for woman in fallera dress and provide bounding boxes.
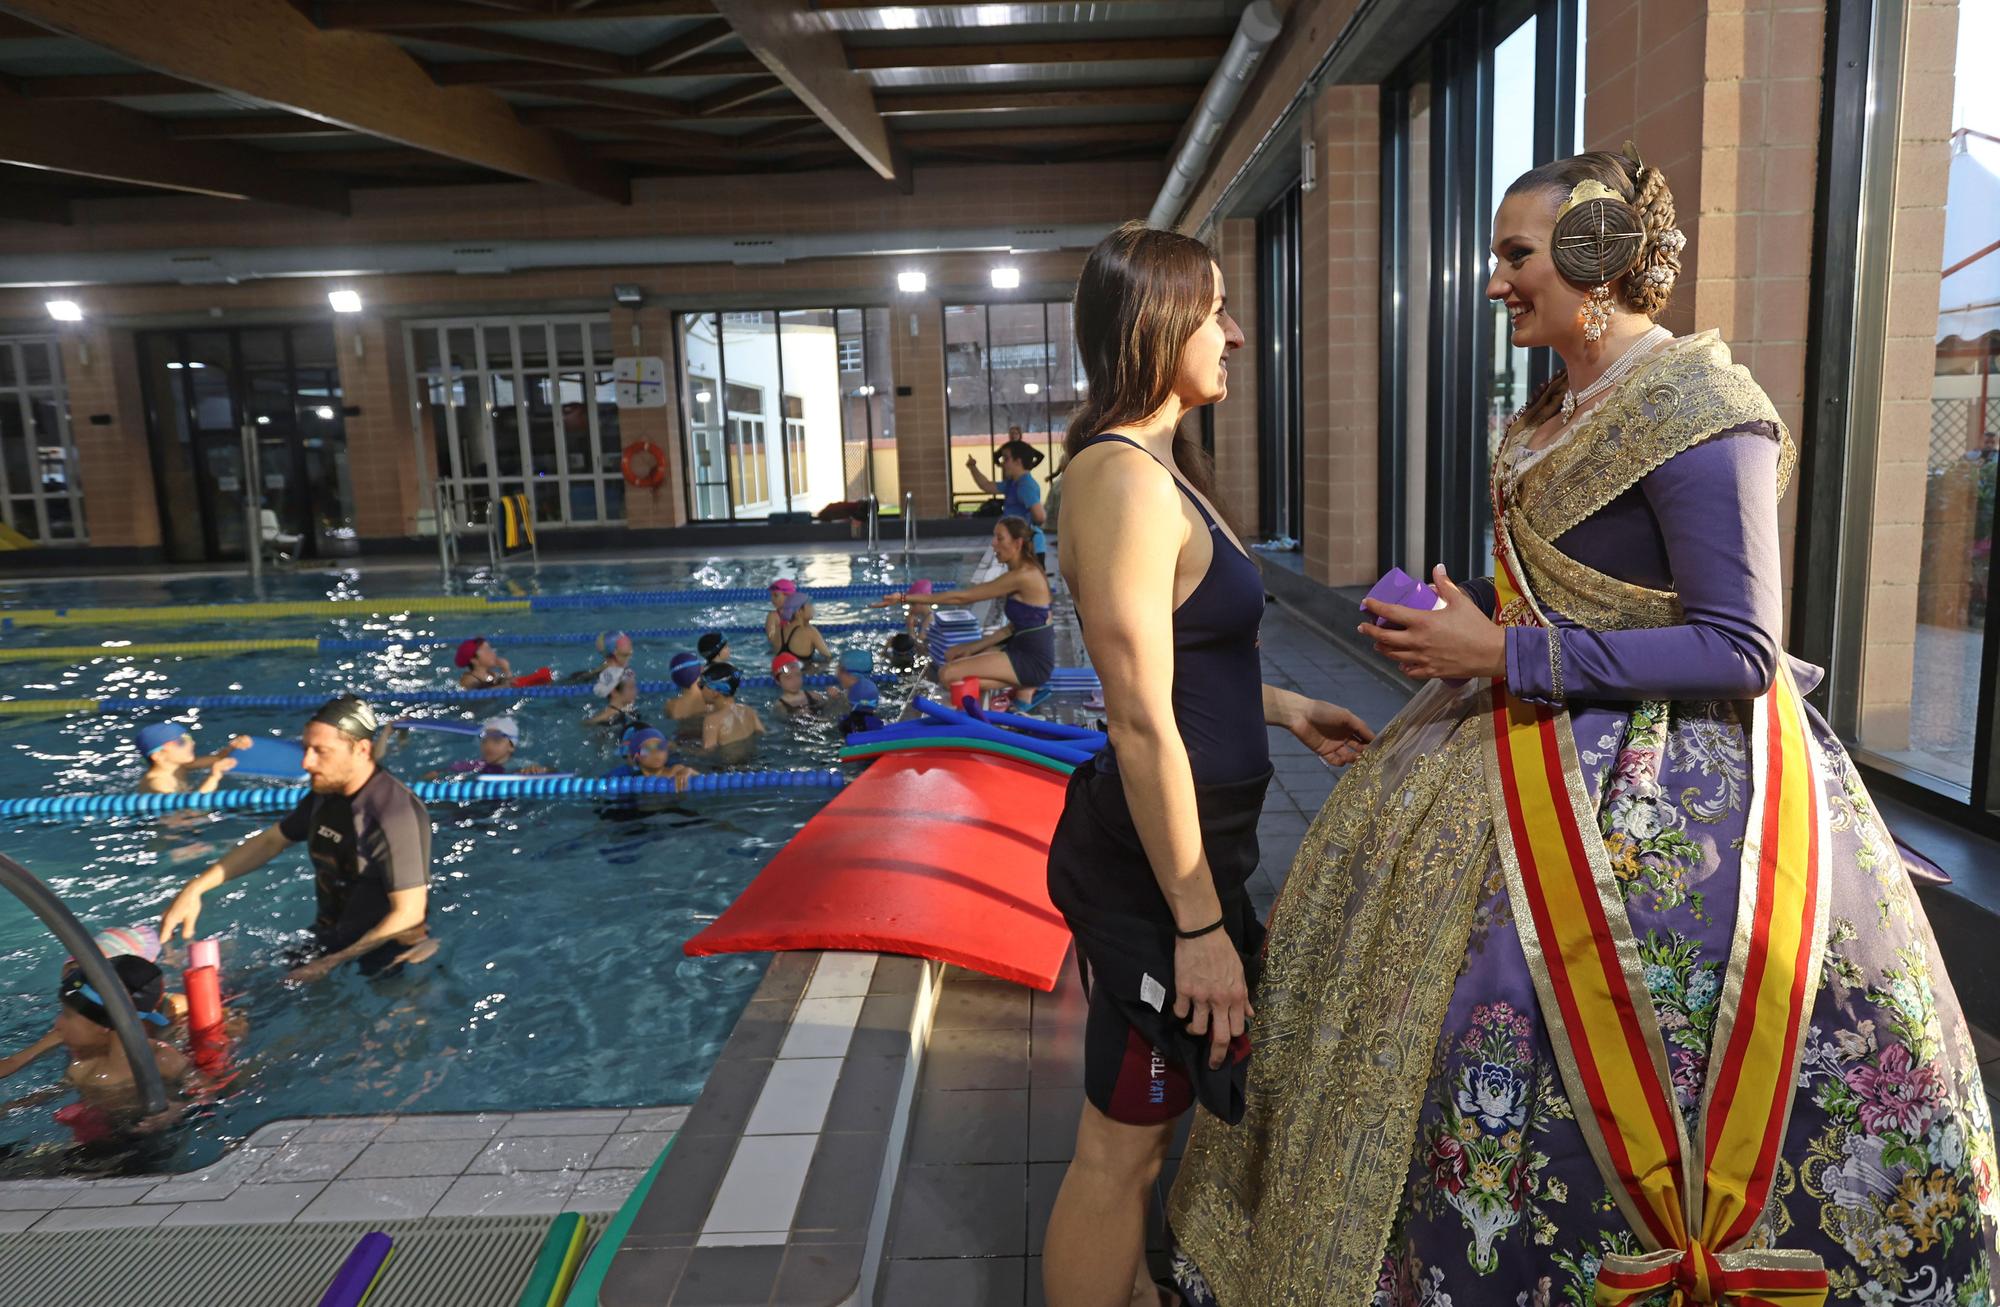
[1167,146,2000,1306]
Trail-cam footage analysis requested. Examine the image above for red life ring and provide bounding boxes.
[621,440,667,489]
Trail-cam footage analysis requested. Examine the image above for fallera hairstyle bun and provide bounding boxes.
[1506,141,1685,318]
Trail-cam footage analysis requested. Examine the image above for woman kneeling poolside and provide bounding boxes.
[875,516,1055,709]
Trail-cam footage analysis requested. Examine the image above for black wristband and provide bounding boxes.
[1175,915,1226,940]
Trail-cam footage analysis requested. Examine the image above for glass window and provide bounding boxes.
[0,338,82,543]
[943,300,1070,513]
[777,309,841,515]
[404,314,617,530]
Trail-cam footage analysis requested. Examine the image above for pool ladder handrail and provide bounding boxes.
[902,490,917,580]
[0,851,168,1116]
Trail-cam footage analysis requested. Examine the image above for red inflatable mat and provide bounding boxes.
[684,750,1072,990]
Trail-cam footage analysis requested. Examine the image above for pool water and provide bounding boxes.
[0,550,963,1176]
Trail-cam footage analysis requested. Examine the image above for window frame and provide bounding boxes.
[0,335,84,544]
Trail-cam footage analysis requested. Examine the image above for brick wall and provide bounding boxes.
[1857,0,1959,748]
[1210,216,1260,530]
[1299,86,1381,587]
[890,298,949,518]
[335,315,421,539]
[58,324,159,549]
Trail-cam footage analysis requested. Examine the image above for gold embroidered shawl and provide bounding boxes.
[1166,331,1791,1306]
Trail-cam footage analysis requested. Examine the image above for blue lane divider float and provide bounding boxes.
[520,584,943,611]
[74,676,840,714]
[317,621,905,655]
[0,769,848,818]
[843,695,1108,769]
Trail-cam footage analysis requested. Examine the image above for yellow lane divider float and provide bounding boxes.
[0,596,531,627]
[0,639,322,662]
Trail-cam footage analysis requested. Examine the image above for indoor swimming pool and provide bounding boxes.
[0,548,970,1176]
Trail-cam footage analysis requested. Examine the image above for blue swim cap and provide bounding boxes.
[669,651,704,688]
[847,676,880,707]
[700,662,741,696]
[624,727,668,759]
[838,648,874,675]
[135,722,189,758]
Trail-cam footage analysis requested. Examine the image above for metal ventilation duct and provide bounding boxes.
[1148,0,1283,230]
[0,224,1116,290]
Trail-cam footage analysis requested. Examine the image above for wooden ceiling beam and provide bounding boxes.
[848,36,1229,70]
[169,113,358,140]
[635,18,734,73]
[0,87,349,210]
[0,176,72,225]
[690,76,786,115]
[732,119,832,149]
[427,51,765,83]
[709,0,894,179]
[273,146,443,172]
[874,85,1202,115]
[8,0,629,202]
[526,84,692,117]
[14,73,198,99]
[316,1,714,28]
[410,27,634,74]
[896,122,1178,150]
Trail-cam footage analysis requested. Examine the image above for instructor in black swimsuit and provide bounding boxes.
[1041,221,1375,1307]
[160,697,434,984]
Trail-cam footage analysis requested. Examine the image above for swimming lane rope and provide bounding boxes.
[0,675,842,717]
[0,770,848,818]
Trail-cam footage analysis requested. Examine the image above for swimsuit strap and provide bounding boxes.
[1081,432,1220,531]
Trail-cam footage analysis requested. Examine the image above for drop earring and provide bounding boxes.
[1578,283,1612,344]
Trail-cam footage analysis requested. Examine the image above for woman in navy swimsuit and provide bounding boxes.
[1039,221,1376,1307]
[874,515,1057,706]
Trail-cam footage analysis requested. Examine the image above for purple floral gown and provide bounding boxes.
[1168,334,2000,1307]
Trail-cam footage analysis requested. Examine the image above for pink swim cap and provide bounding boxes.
[909,580,934,596]
[454,637,486,669]
[771,578,797,594]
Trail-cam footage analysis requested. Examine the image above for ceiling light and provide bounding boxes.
[187,361,206,369]
[166,361,184,370]
[255,415,271,425]
[879,6,919,29]
[1023,382,1040,395]
[694,390,713,404]
[327,289,363,314]
[45,300,81,322]
[896,270,927,294]
[314,406,335,420]
[990,266,1021,290]
[612,283,643,307]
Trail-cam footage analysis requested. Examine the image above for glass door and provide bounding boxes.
[1257,183,1304,547]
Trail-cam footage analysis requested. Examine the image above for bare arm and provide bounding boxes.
[965,460,997,493]
[292,886,427,979]
[0,1028,61,1080]
[873,571,1021,609]
[160,823,294,942]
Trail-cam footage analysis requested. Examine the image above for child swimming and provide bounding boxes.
[835,647,874,700]
[454,637,513,689]
[835,677,884,738]
[697,663,766,752]
[665,651,708,730]
[135,723,252,796]
[605,726,699,792]
[50,956,189,1143]
[771,590,832,664]
[0,927,180,1084]
[770,653,823,716]
[424,716,550,779]
[764,578,797,652]
[587,666,646,733]
[697,631,730,668]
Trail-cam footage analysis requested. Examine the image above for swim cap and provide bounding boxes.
[624,726,668,759]
[697,631,728,661]
[771,653,802,677]
[135,722,190,759]
[847,676,880,707]
[594,665,637,699]
[454,637,487,669]
[700,662,741,696]
[908,580,934,596]
[310,696,381,741]
[59,955,169,1030]
[481,715,520,743]
[770,578,797,595]
[598,630,632,655]
[669,651,704,688]
[779,592,811,622]
[838,648,874,675]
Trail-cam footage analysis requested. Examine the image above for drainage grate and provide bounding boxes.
[0,1213,609,1307]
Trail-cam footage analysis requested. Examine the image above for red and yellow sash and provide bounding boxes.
[1486,540,1830,1306]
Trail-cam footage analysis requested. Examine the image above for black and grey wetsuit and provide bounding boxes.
[279,769,431,957]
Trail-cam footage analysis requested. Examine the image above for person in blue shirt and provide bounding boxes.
[966,432,1049,567]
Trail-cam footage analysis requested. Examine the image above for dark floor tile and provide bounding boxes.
[679,1058,773,1138]
[1025,1161,1062,1257]
[1027,1257,1045,1307]
[909,1088,1030,1164]
[772,1241,864,1306]
[625,1133,735,1240]
[882,1256,1028,1307]
[849,992,921,1059]
[597,1242,689,1307]
[924,1026,1031,1091]
[1027,1021,1086,1089]
[889,1163,1028,1259]
[718,999,792,1062]
[793,1130,891,1237]
[823,1052,908,1134]
[870,955,930,995]
[674,1244,784,1307]
[1026,1085,1084,1163]
[933,977,1034,1030]
[754,951,817,1007]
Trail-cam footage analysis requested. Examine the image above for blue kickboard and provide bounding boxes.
[229,736,307,780]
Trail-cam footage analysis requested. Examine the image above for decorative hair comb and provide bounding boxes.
[1556,179,1625,220]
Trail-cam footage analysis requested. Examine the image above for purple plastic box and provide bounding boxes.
[1364,567,1442,628]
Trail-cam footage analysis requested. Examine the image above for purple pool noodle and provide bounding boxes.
[317,1231,393,1307]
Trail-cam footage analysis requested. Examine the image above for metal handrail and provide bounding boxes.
[902,490,917,580]
[865,495,879,555]
[0,852,168,1115]
[241,422,262,588]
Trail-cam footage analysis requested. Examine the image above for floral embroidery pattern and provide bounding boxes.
[1412,1003,1573,1273]
[1599,704,1709,918]
[1637,929,1721,1119]
[1668,704,1749,822]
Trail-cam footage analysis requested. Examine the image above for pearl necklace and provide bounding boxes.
[1559,325,1671,422]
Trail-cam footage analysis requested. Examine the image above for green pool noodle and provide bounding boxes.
[518,1212,588,1307]
[561,1134,676,1307]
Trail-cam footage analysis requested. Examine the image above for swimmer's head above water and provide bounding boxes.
[480,715,519,765]
[454,637,497,671]
[303,696,381,793]
[594,665,638,707]
[699,662,742,701]
[669,651,704,690]
[698,631,729,665]
[57,955,170,1051]
[771,652,805,692]
[624,726,669,766]
[836,647,873,690]
[134,721,195,766]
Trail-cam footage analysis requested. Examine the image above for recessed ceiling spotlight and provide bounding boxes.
[990,266,1021,289]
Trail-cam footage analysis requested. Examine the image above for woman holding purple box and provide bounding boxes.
[1170,146,1999,1304]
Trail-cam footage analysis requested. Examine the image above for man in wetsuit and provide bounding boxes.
[159,696,434,984]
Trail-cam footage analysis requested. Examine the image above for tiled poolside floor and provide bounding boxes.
[876,604,1413,1303]
[0,1105,686,1234]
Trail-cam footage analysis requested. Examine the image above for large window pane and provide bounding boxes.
[945,304,993,511]
[777,309,842,515]
[680,313,728,521]
[723,312,779,518]
[945,300,1071,513]
[0,338,81,543]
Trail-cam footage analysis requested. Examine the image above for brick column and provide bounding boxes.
[890,298,948,518]
[617,304,685,530]
[336,316,422,540]
[1300,85,1381,587]
[61,326,160,550]
[1210,216,1260,531]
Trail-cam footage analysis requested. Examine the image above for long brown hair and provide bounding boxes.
[1064,220,1227,513]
